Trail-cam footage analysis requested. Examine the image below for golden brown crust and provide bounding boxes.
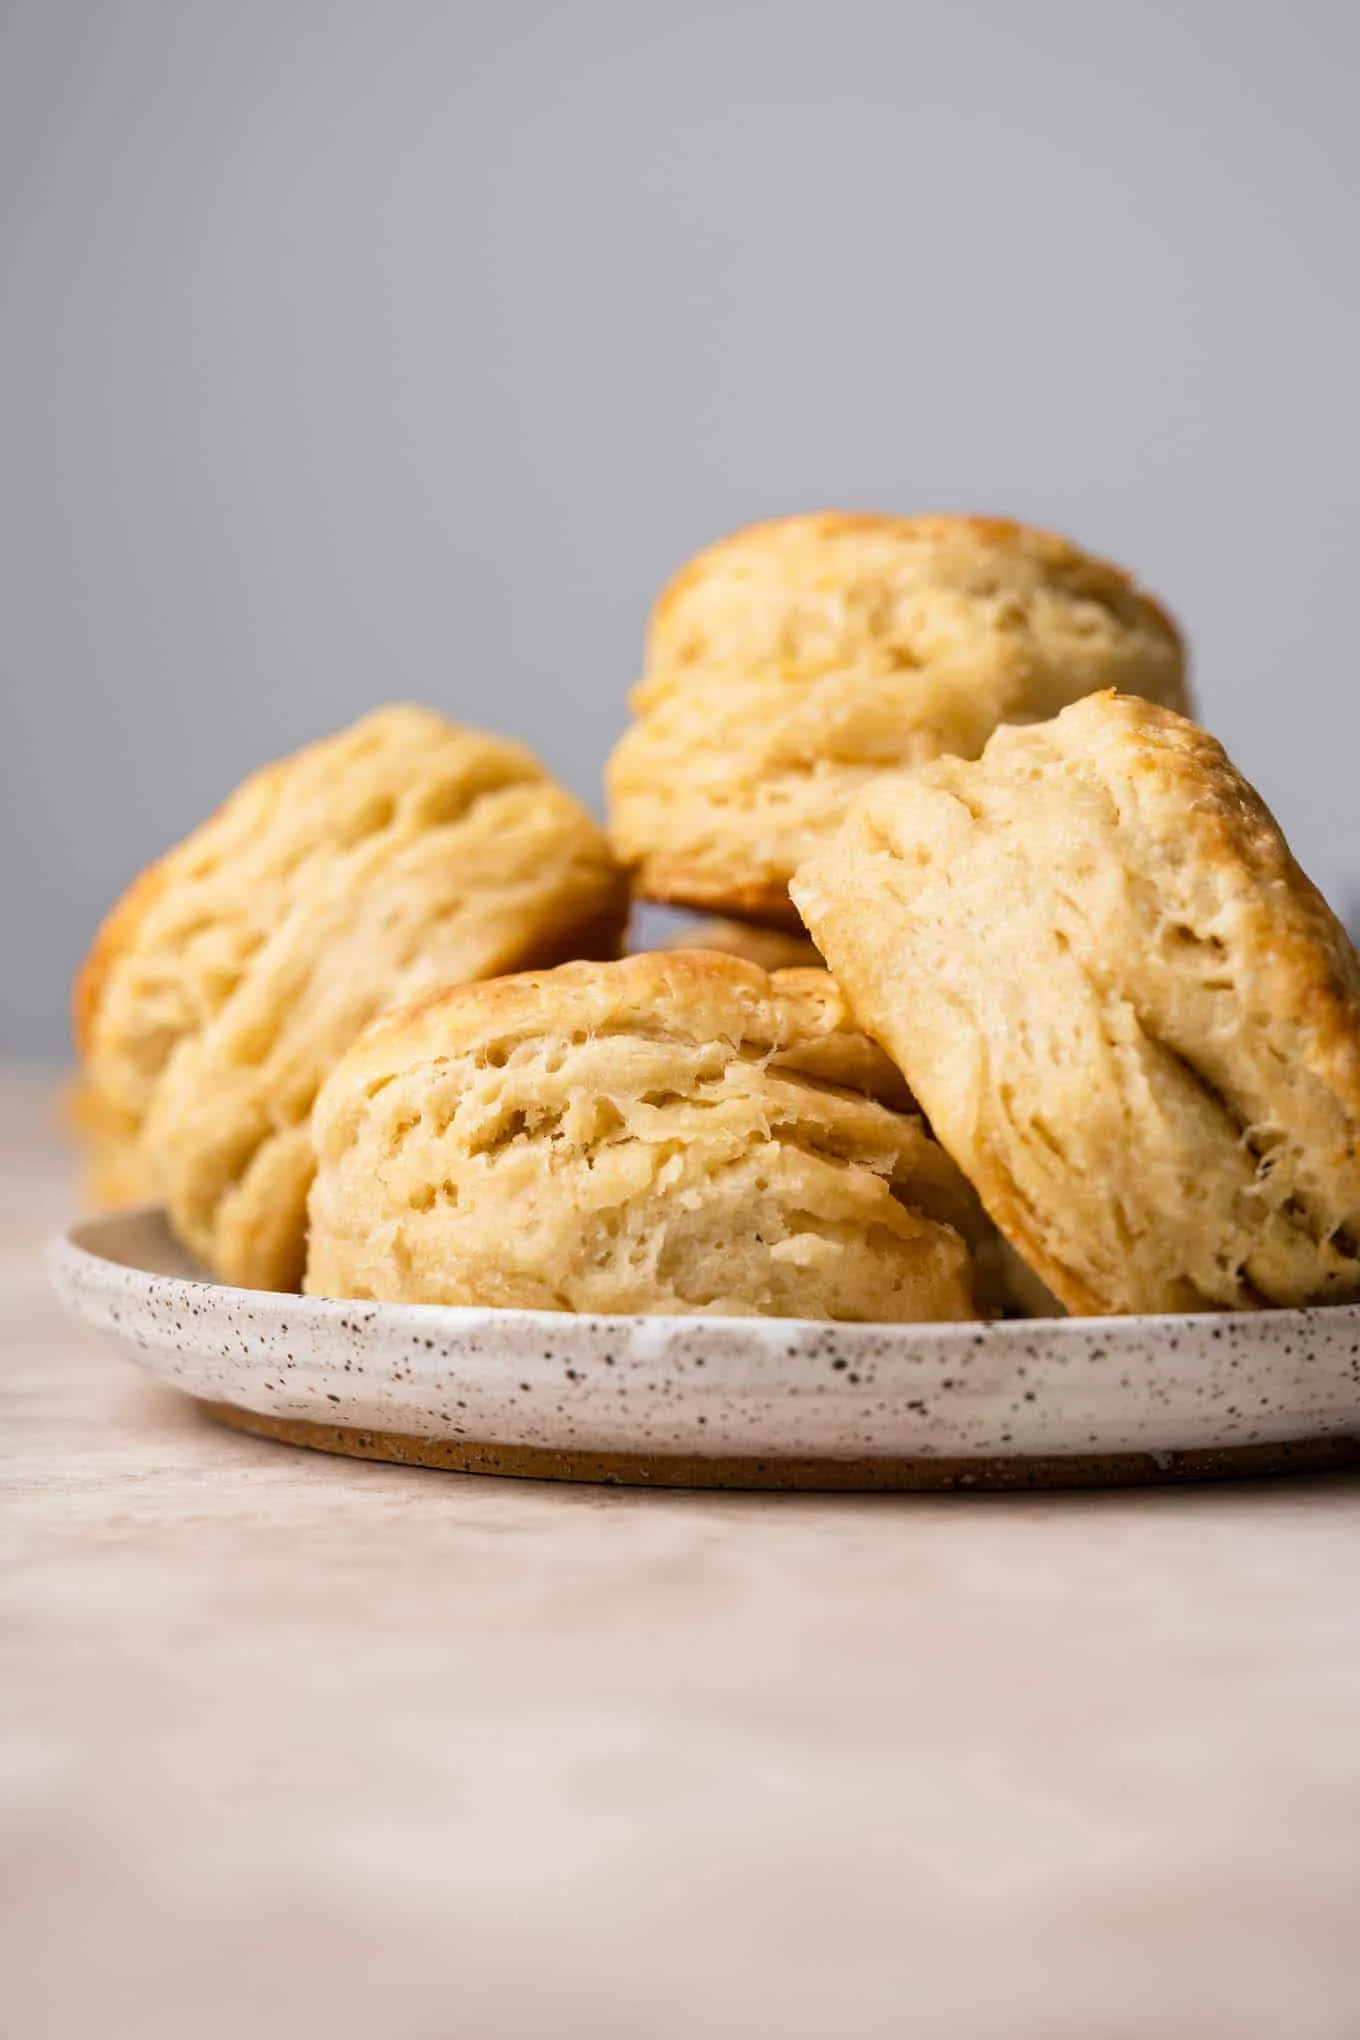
[609,511,1189,921]
[648,511,1185,651]
[625,863,807,931]
[792,691,1360,1316]
[355,948,911,1106]
[75,706,628,1287]
[305,950,988,1320]
[73,858,174,1063]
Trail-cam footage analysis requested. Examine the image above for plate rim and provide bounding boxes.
[48,1205,1360,1344]
[47,1207,1360,1477]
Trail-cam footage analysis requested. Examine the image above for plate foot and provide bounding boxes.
[201,1402,1360,1491]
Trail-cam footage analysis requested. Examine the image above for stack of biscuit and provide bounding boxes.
[73,513,1360,1324]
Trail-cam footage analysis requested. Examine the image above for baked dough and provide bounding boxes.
[305,950,986,1320]
[641,914,825,972]
[75,706,627,1289]
[607,512,1188,925]
[791,691,1360,1314]
[64,1080,159,1212]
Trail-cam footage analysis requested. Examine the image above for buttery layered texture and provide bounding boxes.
[305,951,986,1320]
[792,692,1360,1315]
[74,706,628,1291]
[607,512,1188,926]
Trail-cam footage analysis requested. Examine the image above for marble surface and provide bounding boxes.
[3,1071,1360,2039]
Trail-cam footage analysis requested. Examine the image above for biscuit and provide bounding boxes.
[791,692,1360,1315]
[64,1080,159,1212]
[607,512,1188,926]
[644,915,825,972]
[305,950,987,1320]
[75,706,628,1289]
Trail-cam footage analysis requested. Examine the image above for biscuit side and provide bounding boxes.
[77,706,628,1288]
[793,692,1360,1314]
[305,952,984,1320]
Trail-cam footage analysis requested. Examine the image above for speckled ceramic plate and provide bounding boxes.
[48,1208,1360,1490]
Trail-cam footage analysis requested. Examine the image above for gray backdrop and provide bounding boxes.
[3,0,1357,1057]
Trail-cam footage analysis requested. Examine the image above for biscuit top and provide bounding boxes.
[342,948,913,1114]
[607,512,1189,922]
[75,704,620,1111]
[640,512,1185,724]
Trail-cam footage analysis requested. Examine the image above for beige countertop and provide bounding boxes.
[3,1070,1359,2039]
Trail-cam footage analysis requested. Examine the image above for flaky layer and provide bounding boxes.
[76,706,628,1289]
[792,691,1360,1315]
[305,950,985,1321]
[607,512,1188,923]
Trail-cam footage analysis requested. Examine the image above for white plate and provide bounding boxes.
[48,1209,1360,1489]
